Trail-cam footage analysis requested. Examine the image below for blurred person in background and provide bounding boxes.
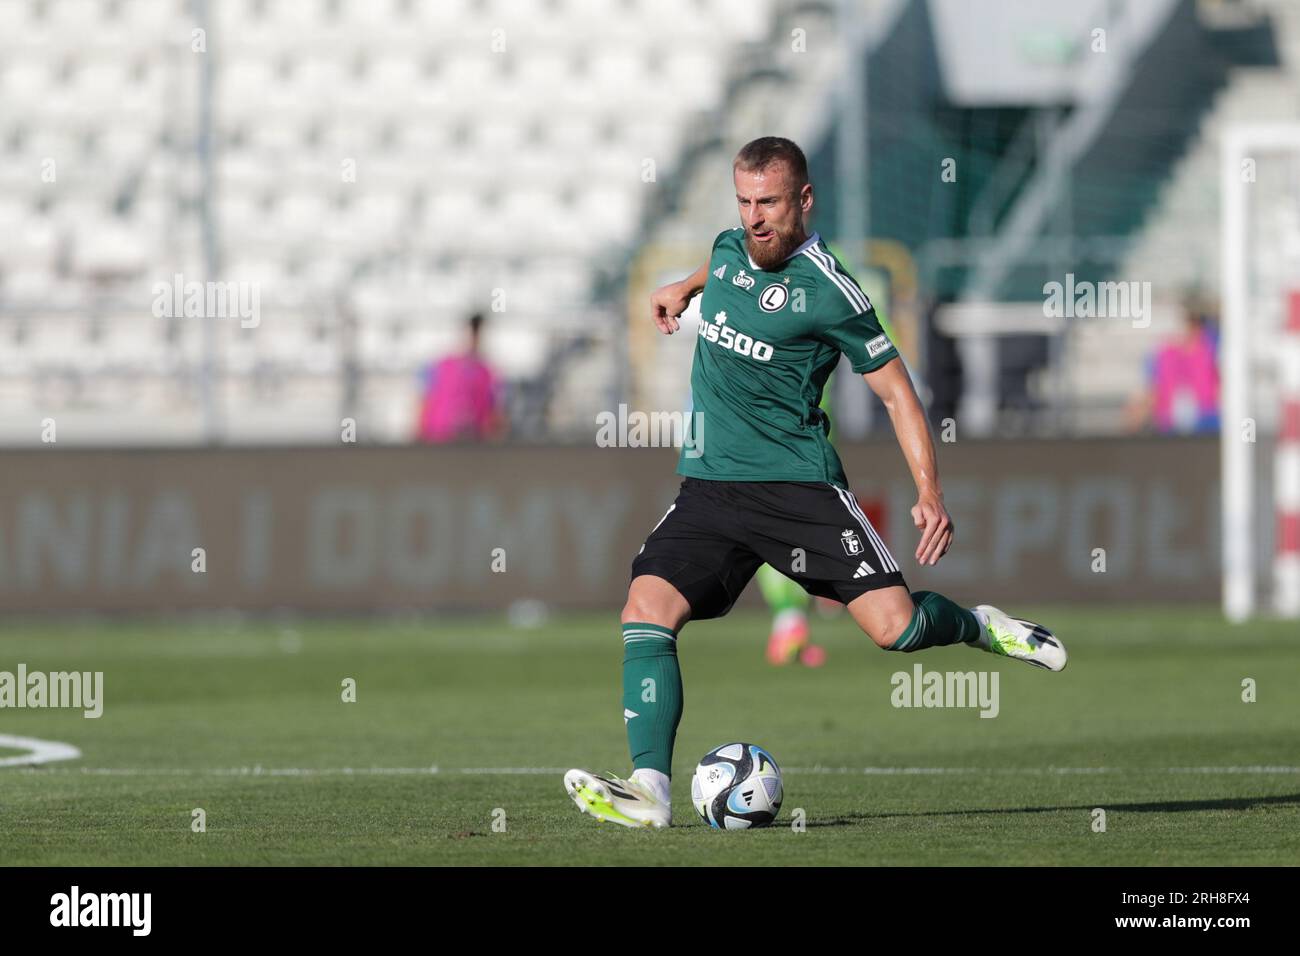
[415,312,505,443]
[1124,298,1220,435]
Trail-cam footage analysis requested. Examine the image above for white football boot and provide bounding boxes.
[563,769,671,829]
[971,605,1068,671]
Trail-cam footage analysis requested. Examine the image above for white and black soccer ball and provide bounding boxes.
[691,742,783,829]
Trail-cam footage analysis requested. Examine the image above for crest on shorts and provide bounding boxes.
[840,529,864,556]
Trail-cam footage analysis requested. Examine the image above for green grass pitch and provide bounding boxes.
[1,606,1297,865]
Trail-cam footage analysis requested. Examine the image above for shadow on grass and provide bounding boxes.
[804,792,1300,828]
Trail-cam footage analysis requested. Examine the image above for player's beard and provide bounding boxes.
[745,222,805,271]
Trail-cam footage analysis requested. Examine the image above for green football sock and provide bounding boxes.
[622,622,683,776]
[888,590,982,652]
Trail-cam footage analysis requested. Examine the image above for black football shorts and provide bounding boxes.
[630,477,909,620]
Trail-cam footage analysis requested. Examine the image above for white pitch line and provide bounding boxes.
[18,766,446,777]
[0,734,82,768]
[786,766,1300,775]
[5,765,1300,776]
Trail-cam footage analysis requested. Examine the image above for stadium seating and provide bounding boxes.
[8,0,1292,442]
[0,0,778,443]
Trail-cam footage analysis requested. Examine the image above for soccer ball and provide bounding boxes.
[690,742,783,829]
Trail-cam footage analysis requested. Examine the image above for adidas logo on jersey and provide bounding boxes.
[852,561,876,579]
[713,265,726,280]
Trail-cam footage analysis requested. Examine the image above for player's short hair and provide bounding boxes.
[733,137,809,192]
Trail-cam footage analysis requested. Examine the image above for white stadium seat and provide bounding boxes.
[276,193,333,245]
[3,59,52,121]
[348,193,409,244]
[220,60,277,110]
[70,219,150,278]
[0,1,34,44]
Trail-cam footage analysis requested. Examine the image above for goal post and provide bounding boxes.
[1221,123,1300,621]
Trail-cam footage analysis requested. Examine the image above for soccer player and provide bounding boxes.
[564,137,1066,828]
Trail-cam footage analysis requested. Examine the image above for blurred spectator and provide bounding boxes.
[1124,300,1220,435]
[415,313,505,442]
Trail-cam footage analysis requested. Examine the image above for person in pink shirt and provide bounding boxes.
[415,313,505,442]
[1125,302,1220,435]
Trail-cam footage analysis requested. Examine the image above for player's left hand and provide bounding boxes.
[911,491,953,566]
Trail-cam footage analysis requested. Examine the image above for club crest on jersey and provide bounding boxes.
[840,529,864,556]
[758,283,789,312]
[731,269,755,290]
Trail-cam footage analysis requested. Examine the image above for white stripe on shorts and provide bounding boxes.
[845,492,899,573]
[830,484,899,573]
[638,503,677,555]
[649,503,675,535]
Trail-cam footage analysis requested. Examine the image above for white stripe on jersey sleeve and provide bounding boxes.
[802,244,871,314]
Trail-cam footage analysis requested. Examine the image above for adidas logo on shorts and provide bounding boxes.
[852,561,876,579]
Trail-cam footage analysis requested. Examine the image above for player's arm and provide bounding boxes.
[650,261,709,335]
[863,357,953,566]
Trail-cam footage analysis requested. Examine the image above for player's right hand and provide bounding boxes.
[650,282,691,335]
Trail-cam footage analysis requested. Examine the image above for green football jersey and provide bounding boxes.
[678,228,899,487]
